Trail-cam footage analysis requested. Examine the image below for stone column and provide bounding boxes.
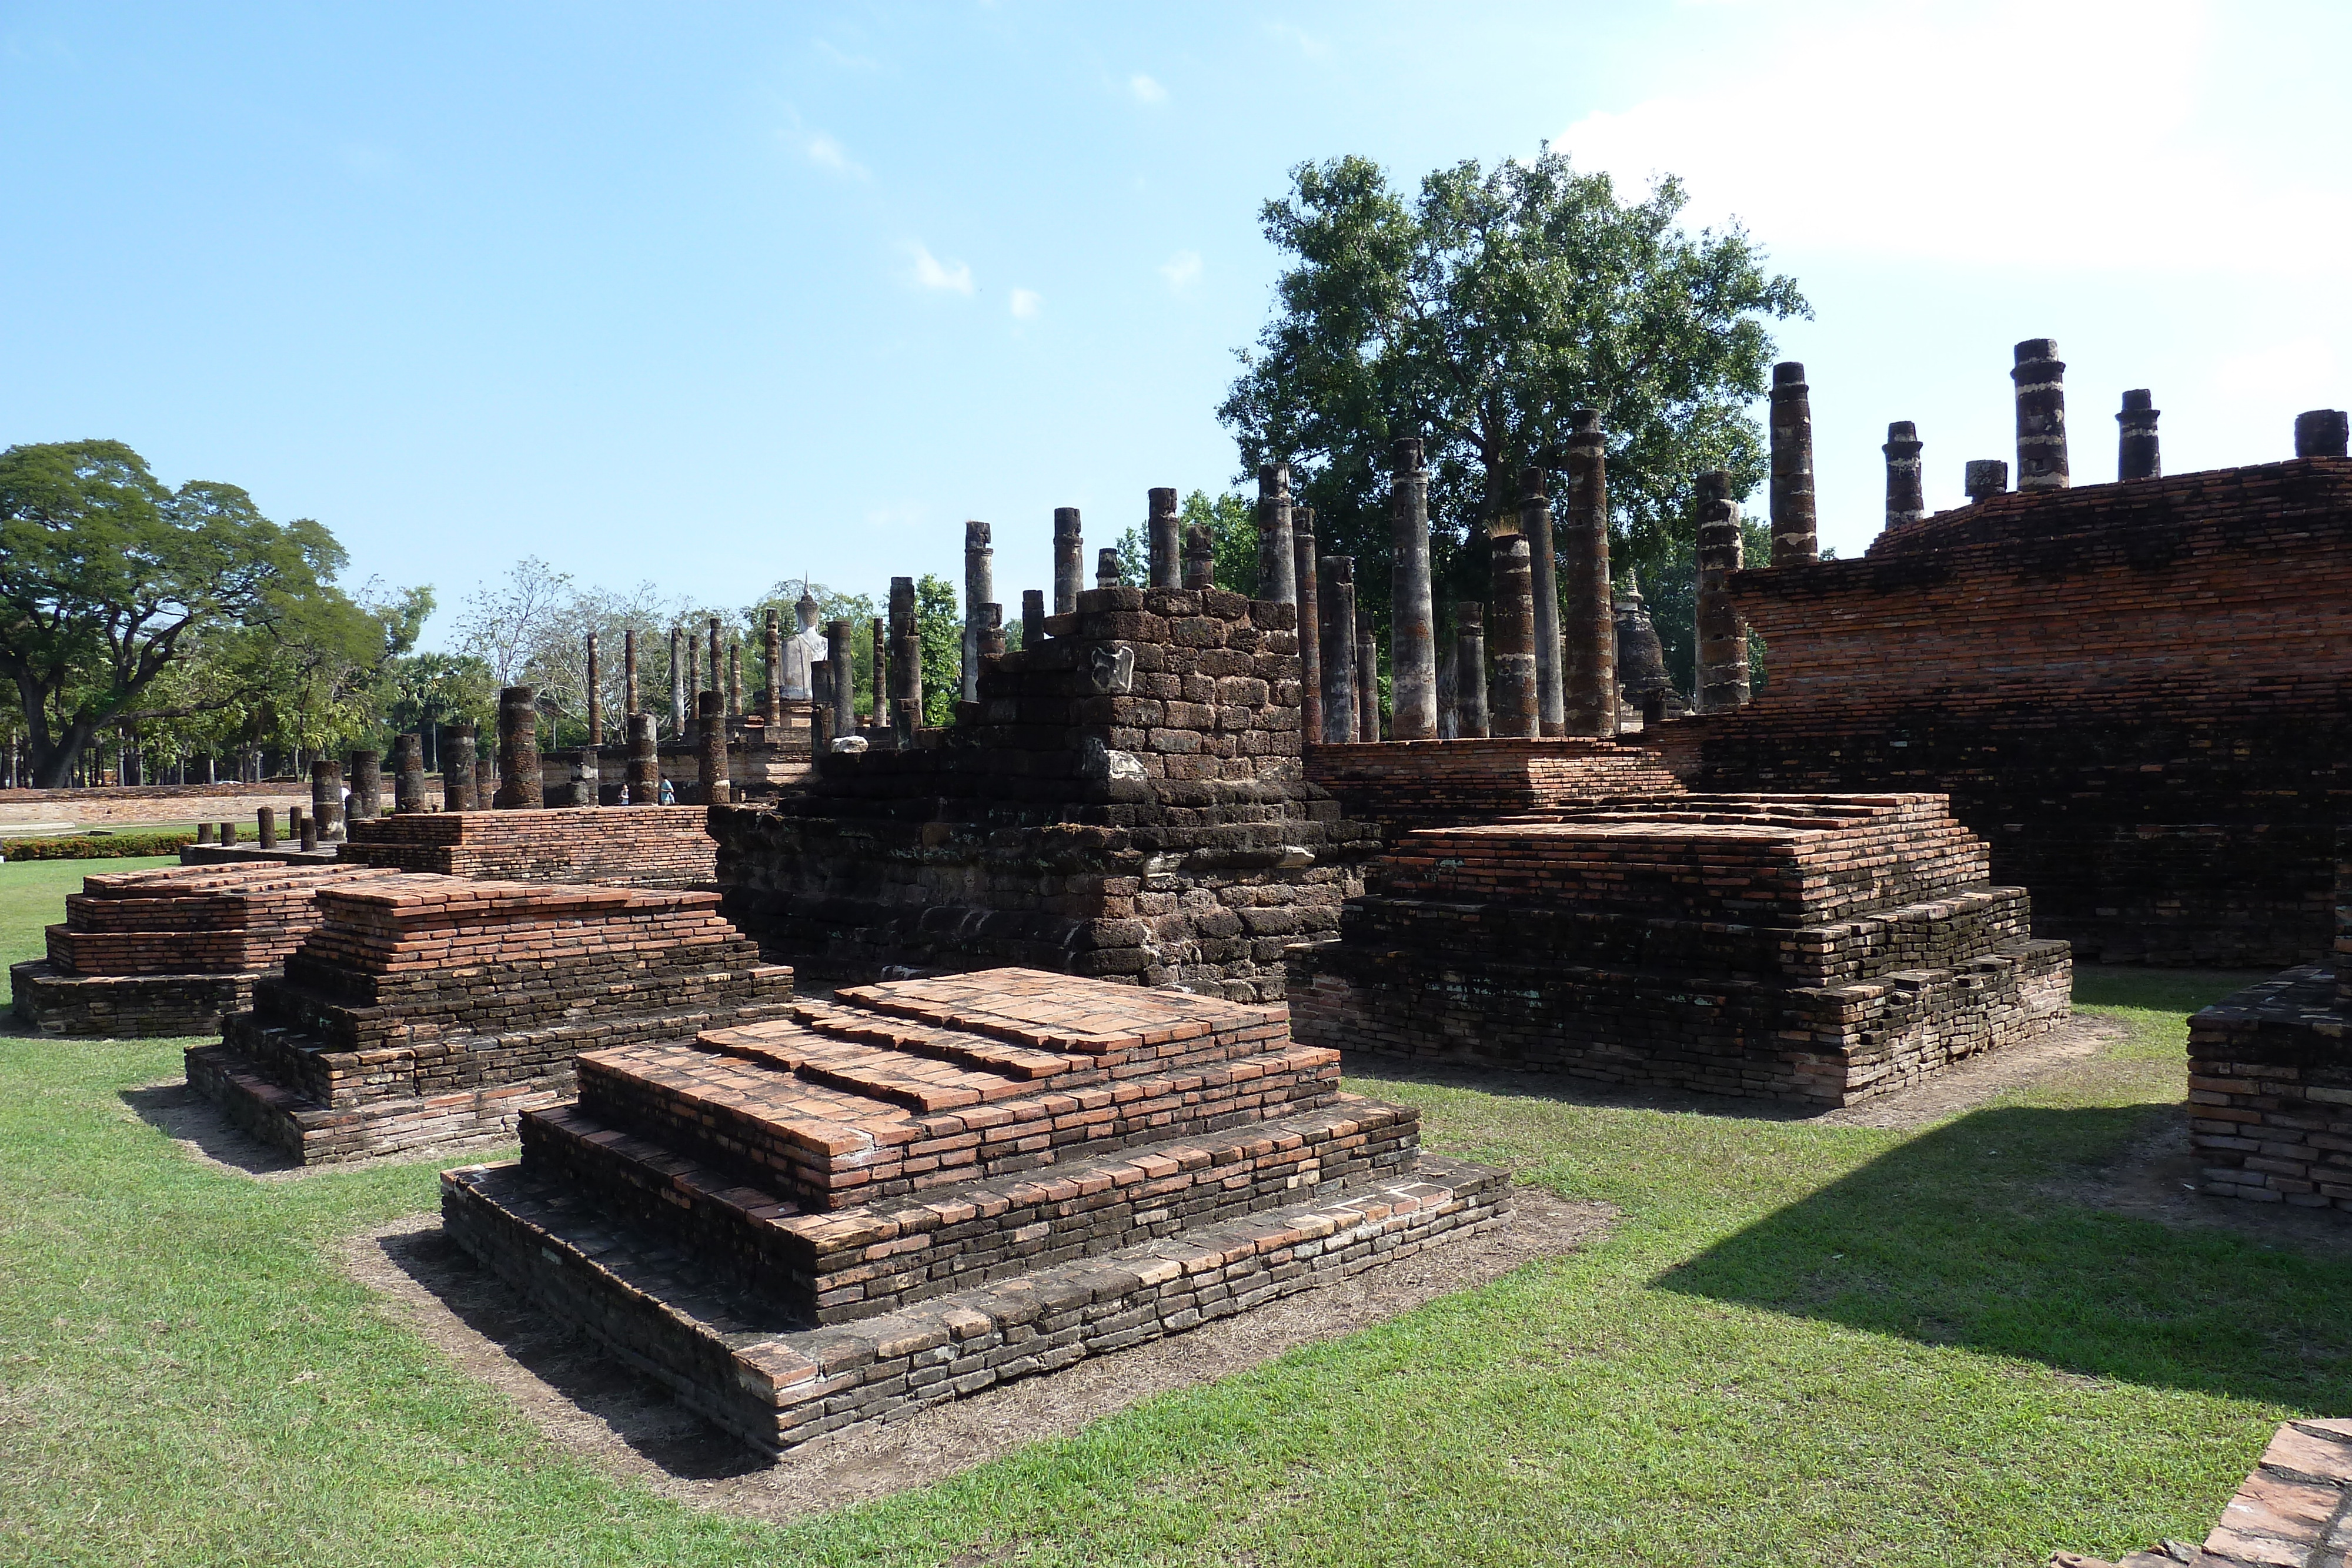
[1693,470,1751,714]
[1021,590,1045,647]
[668,627,685,737]
[1358,629,1380,742]
[196,822,215,845]
[868,618,885,726]
[392,734,426,813]
[2117,390,2161,482]
[707,620,723,716]
[576,745,600,807]
[623,628,639,718]
[727,640,743,721]
[696,691,729,804]
[1388,437,1438,740]
[826,619,856,738]
[2013,337,2069,490]
[684,636,701,740]
[963,520,993,703]
[1452,603,1490,738]
[256,805,278,848]
[493,685,543,808]
[1488,521,1539,740]
[218,820,235,845]
[348,749,382,823]
[1524,469,1565,738]
[888,574,921,744]
[2294,409,2350,457]
[442,720,477,811]
[1768,362,1819,566]
[1884,422,1926,528]
[1148,487,1181,590]
[1292,506,1322,745]
[1053,508,1084,616]
[1318,556,1357,744]
[298,808,319,853]
[625,713,659,804]
[1182,521,1214,590]
[1965,460,2010,502]
[1256,463,1297,607]
[978,603,1005,658]
[1562,414,1618,736]
[310,758,345,840]
[764,610,784,725]
[586,631,603,745]
[1096,548,1122,589]
[475,755,495,810]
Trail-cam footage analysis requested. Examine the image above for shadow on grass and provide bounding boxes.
[119,1079,303,1176]
[1656,1102,2352,1405]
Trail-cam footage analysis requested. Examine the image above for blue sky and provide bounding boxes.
[5,2,2347,647]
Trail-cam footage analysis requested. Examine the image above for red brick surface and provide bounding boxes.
[341,804,716,886]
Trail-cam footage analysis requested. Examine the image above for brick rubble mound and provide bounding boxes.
[443,967,1505,1454]
[1287,793,2072,1107]
[188,873,792,1163]
[9,861,402,1037]
[711,586,1382,1001]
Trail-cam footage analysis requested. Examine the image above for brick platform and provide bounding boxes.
[442,968,1505,1453]
[1688,457,2352,968]
[10,862,401,1037]
[188,874,792,1163]
[1287,794,2072,1107]
[2050,1417,2352,1567]
[712,587,1382,1000]
[2186,833,2350,1211]
[1305,736,1687,836]
[340,804,716,887]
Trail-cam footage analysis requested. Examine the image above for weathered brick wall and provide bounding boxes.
[1688,457,2352,967]
[2186,829,2351,1212]
[1305,737,1685,836]
[342,804,716,886]
[714,586,1382,999]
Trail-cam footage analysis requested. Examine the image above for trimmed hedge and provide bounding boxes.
[2,830,197,861]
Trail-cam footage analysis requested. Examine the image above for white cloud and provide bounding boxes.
[906,243,975,296]
[1159,250,1202,291]
[801,132,868,180]
[1128,73,1168,105]
[1263,21,1328,58]
[1555,0,2352,276]
[1010,288,1042,319]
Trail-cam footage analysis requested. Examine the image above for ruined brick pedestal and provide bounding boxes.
[189,875,792,1164]
[340,804,716,887]
[10,862,400,1037]
[2050,1417,2352,1567]
[2186,835,2350,1211]
[1287,794,2072,1108]
[442,968,1504,1455]
[711,586,1382,1001]
[1307,736,1687,837]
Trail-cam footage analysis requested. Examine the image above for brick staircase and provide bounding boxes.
[445,967,1505,1453]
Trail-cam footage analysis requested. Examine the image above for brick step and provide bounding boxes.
[186,1041,569,1164]
[783,999,1077,1082]
[574,1029,1342,1212]
[517,1093,1424,1325]
[442,1142,1508,1455]
[695,1023,1031,1112]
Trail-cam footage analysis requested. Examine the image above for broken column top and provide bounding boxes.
[2011,337,2070,492]
[1395,436,1424,471]
[1054,507,1082,540]
[1568,408,1603,444]
[1520,466,1548,500]
[2296,409,2351,458]
[1695,469,1732,508]
[966,520,991,547]
[1772,361,1806,388]
[1965,459,2010,500]
[2117,389,2161,482]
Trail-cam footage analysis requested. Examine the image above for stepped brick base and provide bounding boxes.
[2051,1417,2352,1567]
[340,805,716,887]
[11,962,253,1038]
[10,862,402,1037]
[1288,794,2073,1108]
[440,967,1502,1452]
[1305,735,1686,837]
[191,874,791,1164]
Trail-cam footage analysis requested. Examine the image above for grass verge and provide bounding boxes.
[0,858,2335,1566]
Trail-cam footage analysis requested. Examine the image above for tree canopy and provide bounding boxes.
[0,439,382,786]
[1218,148,1806,668]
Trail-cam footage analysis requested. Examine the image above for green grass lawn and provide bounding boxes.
[1,859,2336,1566]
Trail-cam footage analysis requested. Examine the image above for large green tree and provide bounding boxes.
[0,439,376,787]
[1218,148,1805,677]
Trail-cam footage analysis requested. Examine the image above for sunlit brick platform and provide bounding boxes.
[1287,794,2072,1107]
[442,968,1505,1454]
[339,805,716,887]
[2186,834,2350,1211]
[188,874,792,1163]
[10,862,401,1037]
[2051,1417,2352,1567]
[1305,735,1687,837]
